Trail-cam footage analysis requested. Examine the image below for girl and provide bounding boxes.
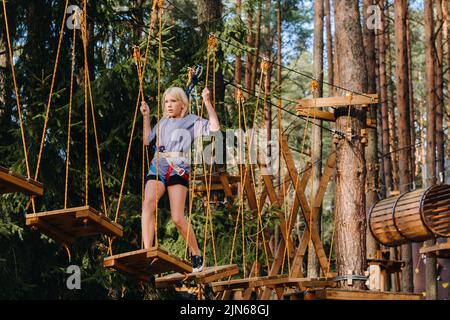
[140,86,220,272]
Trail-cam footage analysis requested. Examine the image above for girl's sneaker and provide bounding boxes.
[191,255,203,273]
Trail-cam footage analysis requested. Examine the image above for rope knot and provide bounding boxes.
[208,34,217,50]
[236,86,244,104]
[133,46,141,66]
[187,67,193,84]
[310,79,319,92]
[261,56,270,74]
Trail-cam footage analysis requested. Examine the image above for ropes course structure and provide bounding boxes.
[2,0,446,301]
[20,0,123,258]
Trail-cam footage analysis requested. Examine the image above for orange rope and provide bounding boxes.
[34,0,70,182]
[64,17,78,209]
[113,0,159,225]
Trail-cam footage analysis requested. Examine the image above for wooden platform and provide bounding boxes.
[25,206,123,245]
[420,240,450,258]
[211,275,336,293]
[0,166,43,196]
[156,264,239,288]
[296,94,378,109]
[305,288,423,300]
[103,247,192,282]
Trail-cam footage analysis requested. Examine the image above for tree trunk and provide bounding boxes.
[424,0,438,300]
[307,0,323,278]
[235,0,242,96]
[444,0,450,160]
[333,0,367,290]
[363,0,379,260]
[394,0,413,293]
[436,0,445,182]
[386,6,399,192]
[406,12,416,187]
[325,0,334,96]
[244,2,253,96]
[251,0,262,95]
[378,0,393,196]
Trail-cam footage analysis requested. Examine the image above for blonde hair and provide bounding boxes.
[162,87,189,118]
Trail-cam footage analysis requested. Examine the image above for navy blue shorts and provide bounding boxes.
[145,174,189,188]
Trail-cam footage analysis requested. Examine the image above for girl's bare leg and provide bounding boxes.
[142,180,166,249]
[167,184,201,256]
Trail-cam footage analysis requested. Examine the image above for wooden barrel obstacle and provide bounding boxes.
[369,184,450,246]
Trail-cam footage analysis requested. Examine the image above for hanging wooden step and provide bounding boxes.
[0,166,43,196]
[305,288,423,300]
[156,264,239,288]
[296,108,336,122]
[296,94,378,109]
[25,206,122,245]
[420,239,450,258]
[103,247,192,282]
[211,275,289,293]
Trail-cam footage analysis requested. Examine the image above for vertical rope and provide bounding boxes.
[154,0,164,247]
[64,17,78,209]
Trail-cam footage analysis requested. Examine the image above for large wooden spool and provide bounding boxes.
[369,185,450,246]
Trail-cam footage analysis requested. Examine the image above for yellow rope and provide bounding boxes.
[201,35,218,267]
[80,7,89,206]
[2,0,34,213]
[64,17,78,209]
[309,80,318,254]
[154,1,164,247]
[34,0,70,184]
[113,0,159,226]
[63,244,72,263]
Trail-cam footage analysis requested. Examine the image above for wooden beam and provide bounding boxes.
[297,109,336,122]
[280,134,329,272]
[291,152,336,277]
[308,288,423,300]
[0,166,43,196]
[296,93,378,108]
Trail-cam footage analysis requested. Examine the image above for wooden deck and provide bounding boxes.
[25,206,122,245]
[420,239,450,258]
[103,247,192,282]
[305,288,423,300]
[0,166,43,196]
[156,264,239,288]
[211,275,336,293]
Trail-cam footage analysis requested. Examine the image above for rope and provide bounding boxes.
[81,6,89,205]
[213,34,374,99]
[154,0,164,247]
[2,0,34,213]
[34,0,70,183]
[64,15,78,209]
[113,0,159,225]
[201,34,218,267]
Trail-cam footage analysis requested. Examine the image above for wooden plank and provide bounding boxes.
[310,288,423,300]
[26,215,75,245]
[0,166,43,196]
[296,94,378,109]
[296,108,336,122]
[25,206,123,242]
[420,240,450,257]
[218,172,234,198]
[103,247,192,280]
[155,264,239,287]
